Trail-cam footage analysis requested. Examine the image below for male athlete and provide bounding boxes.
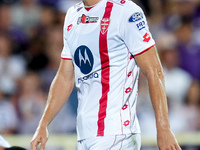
[31,0,181,149]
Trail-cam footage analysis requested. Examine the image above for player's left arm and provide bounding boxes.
[134,46,182,150]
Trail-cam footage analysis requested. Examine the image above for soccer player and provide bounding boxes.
[31,0,182,149]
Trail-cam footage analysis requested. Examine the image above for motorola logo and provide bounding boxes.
[74,45,94,74]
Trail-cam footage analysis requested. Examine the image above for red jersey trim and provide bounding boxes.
[97,1,113,137]
[61,57,72,60]
[133,44,155,57]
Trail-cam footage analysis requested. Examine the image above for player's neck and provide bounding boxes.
[82,0,101,6]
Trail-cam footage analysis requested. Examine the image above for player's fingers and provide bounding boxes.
[40,136,48,150]
[30,138,41,150]
[175,144,182,150]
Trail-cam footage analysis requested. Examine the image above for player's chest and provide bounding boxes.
[66,10,119,48]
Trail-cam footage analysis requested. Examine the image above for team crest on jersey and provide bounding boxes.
[100,18,110,34]
[129,12,143,22]
[77,14,99,24]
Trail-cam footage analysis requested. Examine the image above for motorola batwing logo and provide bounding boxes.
[74,45,94,74]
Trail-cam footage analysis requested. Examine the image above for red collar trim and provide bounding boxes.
[85,6,94,11]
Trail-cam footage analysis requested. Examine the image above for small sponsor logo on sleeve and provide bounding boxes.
[129,12,143,22]
[136,21,146,30]
[67,24,73,32]
[143,33,151,42]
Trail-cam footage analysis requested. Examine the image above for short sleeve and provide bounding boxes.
[61,11,73,60]
[119,2,155,56]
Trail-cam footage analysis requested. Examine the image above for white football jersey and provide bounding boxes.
[61,0,155,140]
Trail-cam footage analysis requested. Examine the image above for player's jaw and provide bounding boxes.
[82,0,102,6]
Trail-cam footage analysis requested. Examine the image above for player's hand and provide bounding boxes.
[157,128,181,150]
[30,126,49,150]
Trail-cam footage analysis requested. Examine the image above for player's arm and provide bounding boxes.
[134,46,181,150]
[30,59,75,150]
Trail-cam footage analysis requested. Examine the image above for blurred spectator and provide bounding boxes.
[0,89,18,134]
[56,0,80,13]
[175,17,200,80]
[40,24,63,92]
[11,0,41,36]
[38,0,59,7]
[170,80,200,133]
[25,30,48,72]
[157,32,200,134]
[0,0,17,5]
[38,5,57,32]
[16,72,46,134]
[158,33,192,107]
[193,3,200,45]
[0,4,26,54]
[24,35,49,72]
[54,0,80,25]
[0,34,26,95]
[184,80,200,131]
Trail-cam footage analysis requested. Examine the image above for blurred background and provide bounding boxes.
[0,0,199,149]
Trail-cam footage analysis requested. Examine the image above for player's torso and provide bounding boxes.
[66,0,128,83]
[65,0,140,140]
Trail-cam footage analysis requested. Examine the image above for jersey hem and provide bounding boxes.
[77,130,141,141]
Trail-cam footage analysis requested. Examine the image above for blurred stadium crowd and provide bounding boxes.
[0,0,199,139]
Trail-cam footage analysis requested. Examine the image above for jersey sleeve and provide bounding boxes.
[61,10,73,60]
[119,2,155,56]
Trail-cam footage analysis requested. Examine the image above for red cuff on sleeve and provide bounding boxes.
[61,57,72,60]
[133,44,155,57]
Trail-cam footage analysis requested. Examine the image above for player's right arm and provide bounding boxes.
[30,59,74,150]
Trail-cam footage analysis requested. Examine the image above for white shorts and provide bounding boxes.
[77,134,141,150]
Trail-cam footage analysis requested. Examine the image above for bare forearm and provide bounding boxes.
[39,74,74,128]
[135,47,181,149]
[146,69,170,130]
[38,60,75,128]
[30,60,75,150]
[135,47,170,129]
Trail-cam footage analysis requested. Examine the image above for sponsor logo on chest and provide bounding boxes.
[77,14,99,24]
[74,45,94,74]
